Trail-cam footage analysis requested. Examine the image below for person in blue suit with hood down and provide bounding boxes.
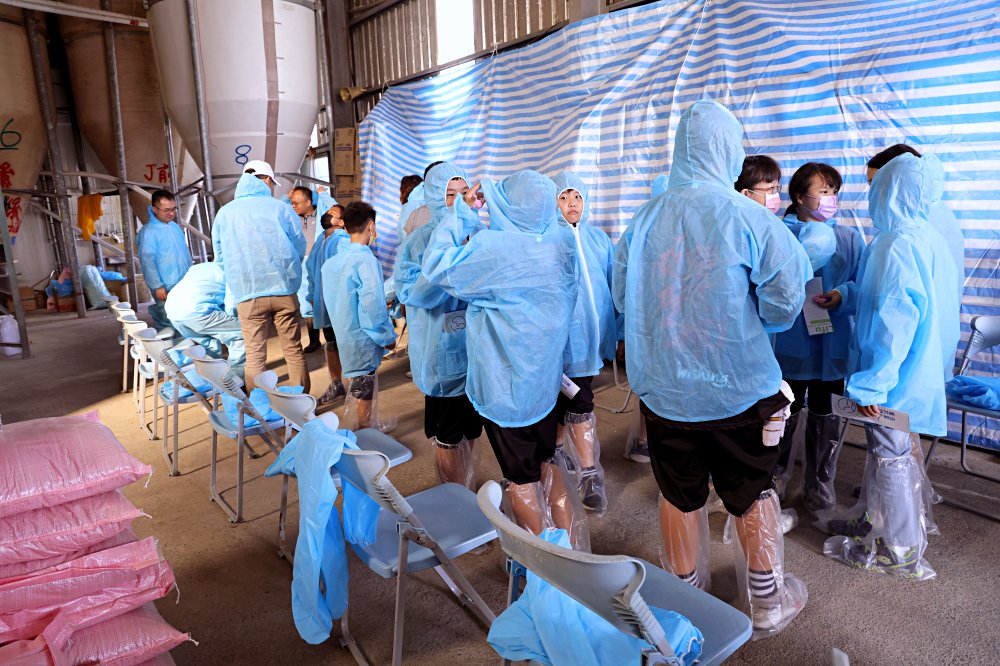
[422,170,591,550]
[394,162,483,490]
[211,160,308,392]
[551,172,620,516]
[770,162,863,515]
[614,100,812,637]
[137,189,193,331]
[817,153,960,580]
[306,205,349,404]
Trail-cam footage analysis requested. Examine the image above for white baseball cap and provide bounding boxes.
[243,159,281,186]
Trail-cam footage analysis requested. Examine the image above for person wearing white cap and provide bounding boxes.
[211,160,310,391]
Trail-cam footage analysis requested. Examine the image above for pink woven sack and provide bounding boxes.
[0,528,137,584]
[0,603,189,666]
[0,413,151,519]
[0,491,143,566]
[0,537,175,643]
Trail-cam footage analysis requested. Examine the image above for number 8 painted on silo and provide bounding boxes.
[234,144,252,165]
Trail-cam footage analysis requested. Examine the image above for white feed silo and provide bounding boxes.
[146,0,320,203]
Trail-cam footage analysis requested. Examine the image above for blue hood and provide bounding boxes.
[235,172,275,199]
[869,153,940,234]
[667,100,746,190]
[481,170,557,234]
[552,171,590,226]
[424,162,470,218]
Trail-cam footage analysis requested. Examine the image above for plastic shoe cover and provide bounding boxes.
[624,411,650,463]
[821,451,933,580]
[433,436,476,490]
[803,412,844,513]
[318,380,346,405]
[562,411,607,515]
[822,536,936,581]
[541,448,591,552]
[733,489,807,638]
[909,435,940,536]
[724,507,798,545]
[501,478,555,537]
[774,411,804,501]
[659,497,711,593]
[341,374,397,433]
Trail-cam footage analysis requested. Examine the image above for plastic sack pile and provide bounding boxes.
[0,412,192,665]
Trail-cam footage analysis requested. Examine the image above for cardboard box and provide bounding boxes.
[335,176,355,202]
[334,147,355,176]
[53,293,76,312]
[334,128,356,149]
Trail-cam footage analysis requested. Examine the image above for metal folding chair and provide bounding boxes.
[336,448,497,666]
[925,315,1000,521]
[134,329,215,476]
[253,371,413,561]
[595,358,634,414]
[111,302,134,393]
[476,480,752,666]
[184,346,283,523]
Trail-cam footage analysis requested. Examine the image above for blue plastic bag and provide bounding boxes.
[946,375,1000,412]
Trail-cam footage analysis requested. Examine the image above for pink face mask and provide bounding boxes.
[764,192,781,214]
[805,194,839,222]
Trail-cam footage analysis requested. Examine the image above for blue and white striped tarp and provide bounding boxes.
[359,0,1000,449]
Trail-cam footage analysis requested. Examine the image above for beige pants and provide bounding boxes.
[237,294,310,392]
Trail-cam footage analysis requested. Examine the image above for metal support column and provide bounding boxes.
[26,11,87,317]
[324,0,356,131]
[0,186,30,358]
[67,80,104,270]
[316,1,337,178]
[100,0,139,307]
[185,0,216,220]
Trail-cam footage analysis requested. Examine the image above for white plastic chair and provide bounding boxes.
[112,304,135,393]
[336,449,497,666]
[925,315,1000,521]
[134,329,214,476]
[184,346,283,523]
[476,480,753,666]
[255,371,414,562]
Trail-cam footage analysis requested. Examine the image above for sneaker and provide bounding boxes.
[578,471,606,513]
[751,585,806,632]
[827,512,873,539]
[841,538,931,579]
[780,508,799,534]
[625,439,650,464]
[318,381,346,405]
[303,341,321,353]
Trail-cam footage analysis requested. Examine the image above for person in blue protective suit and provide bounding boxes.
[323,201,397,432]
[165,261,246,377]
[422,169,591,551]
[288,185,337,354]
[866,144,964,300]
[395,174,424,246]
[211,160,308,392]
[394,163,483,490]
[766,162,862,515]
[551,171,620,515]
[307,205,348,404]
[136,189,193,331]
[816,153,960,580]
[613,100,812,637]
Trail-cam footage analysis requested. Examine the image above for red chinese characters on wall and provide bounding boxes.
[144,163,171,184]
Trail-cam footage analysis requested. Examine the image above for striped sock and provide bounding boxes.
[677,570,701,589]
[748,568,777,598]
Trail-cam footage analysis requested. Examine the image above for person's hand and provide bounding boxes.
[316,186,327,193]
[155,287,168,302]
[616,341,626,362]
[858,404,880,419]
[463,182,482,208]
[814,289,842,310]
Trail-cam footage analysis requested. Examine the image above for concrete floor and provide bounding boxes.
[2,307,1000,665]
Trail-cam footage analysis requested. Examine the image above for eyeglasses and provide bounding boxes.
[154,206,177,214]
[751,186,780,195]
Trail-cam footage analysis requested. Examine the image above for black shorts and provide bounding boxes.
[642,392,789,516]
[482,409,559,485]
[424,394,483,445]
[785,378,844,415]
[322,326,338,349]
[347,372,375,401]
[555,375,595,423]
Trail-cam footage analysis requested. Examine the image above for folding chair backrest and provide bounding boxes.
[191,356,243,400]
[259,389,316,429]
[961,316,1000,375]
[122,319,149,341]
[476,481,674,658]
[111,302,132,314]
[255,370,279,391]
[338,449,414,518]
[134,328,170,362]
